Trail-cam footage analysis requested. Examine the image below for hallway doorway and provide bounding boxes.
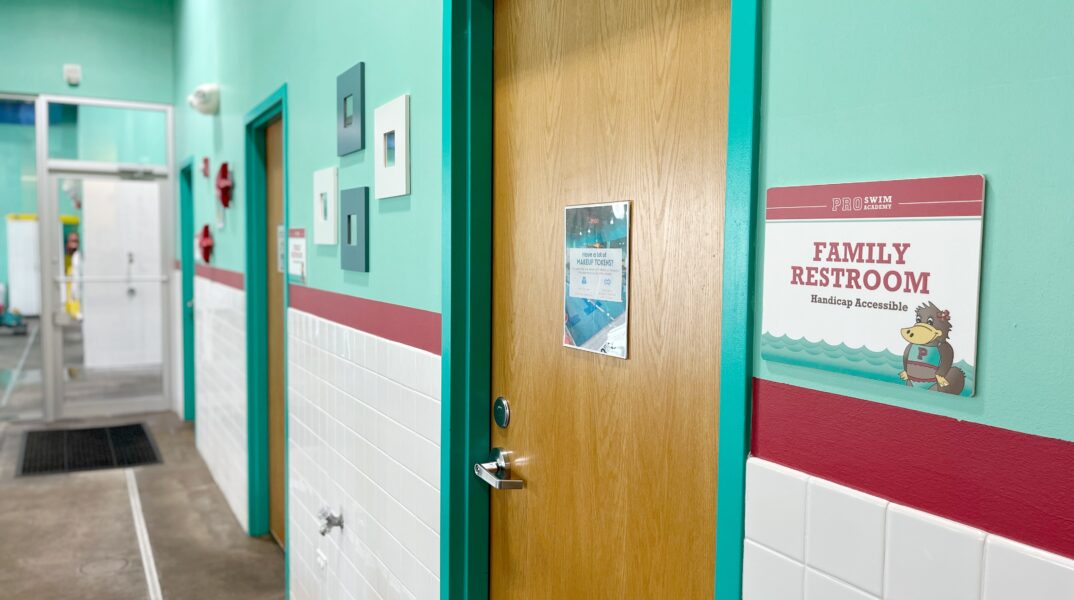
[0,94,178,423]
[242,86,289,544]
[37,98,174,422]
[263,117,286,547]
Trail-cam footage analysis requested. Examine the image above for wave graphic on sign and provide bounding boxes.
[760,333,975,398]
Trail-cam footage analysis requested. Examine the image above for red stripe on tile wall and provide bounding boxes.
[288,284,441,355]
[752,378,1074,560]
[194,264,244,290]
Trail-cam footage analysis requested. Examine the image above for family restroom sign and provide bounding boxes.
[760,175,985,396]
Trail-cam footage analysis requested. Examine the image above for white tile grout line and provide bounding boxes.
[125,468,163,600]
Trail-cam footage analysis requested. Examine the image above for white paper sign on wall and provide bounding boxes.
[288,228,307,283]
[760,175,985,396]
[312,166,338,244]
[374,94,410,199]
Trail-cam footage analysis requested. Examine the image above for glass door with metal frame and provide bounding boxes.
[36,97,174,420]
[48,173,169,417]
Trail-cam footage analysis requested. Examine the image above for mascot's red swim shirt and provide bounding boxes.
[907,344,941,379]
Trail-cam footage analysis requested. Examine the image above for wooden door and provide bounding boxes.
[490,1,729,597]
[265,118,286,547]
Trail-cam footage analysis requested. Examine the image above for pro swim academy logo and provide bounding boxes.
[833,194,893,213]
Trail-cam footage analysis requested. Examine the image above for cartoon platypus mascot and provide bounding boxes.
[898,302,965,394]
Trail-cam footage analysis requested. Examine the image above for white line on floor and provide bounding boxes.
[0,322,38,407]
[125,468,163,600]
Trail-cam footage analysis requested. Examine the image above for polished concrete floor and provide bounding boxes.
[0,411,285,599]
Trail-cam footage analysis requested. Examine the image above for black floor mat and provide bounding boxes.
[18,423,161,476]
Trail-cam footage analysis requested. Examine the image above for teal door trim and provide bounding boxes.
[441,2,760,598]
[241,86,290,600]
[441,1,493,598]
[715,0,761,598]
[179,158,196,422]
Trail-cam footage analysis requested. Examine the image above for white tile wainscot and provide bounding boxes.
[194,275,249,531]
[743,457,1074,600]
[287,309,441,600]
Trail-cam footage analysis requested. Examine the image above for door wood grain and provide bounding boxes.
[265,117,286,548]
[490,0,729,597]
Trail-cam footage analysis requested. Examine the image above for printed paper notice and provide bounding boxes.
[563,201,630,359]
[288,228,306,283]
[568,248,623,303]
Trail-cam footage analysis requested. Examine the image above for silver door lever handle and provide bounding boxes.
[473,448,524,490]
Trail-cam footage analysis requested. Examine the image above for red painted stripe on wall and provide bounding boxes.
[288,284,441,355]
[752,378,1074,560]
[194,264,244,290]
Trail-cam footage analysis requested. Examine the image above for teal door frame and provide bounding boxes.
[179,158,196,421]
[441,2,493,598]
[714,1,762,597]
[441,1,761,598]
[242,85,290,594]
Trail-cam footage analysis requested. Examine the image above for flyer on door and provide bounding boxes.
[760,175,985,396]
[564,201,630,358]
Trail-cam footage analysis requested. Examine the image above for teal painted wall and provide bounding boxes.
[0,0,174,104]
[174,0,442,312]
[59,105,168,165]
[755,1,1074,442]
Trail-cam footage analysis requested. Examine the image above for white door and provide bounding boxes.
[80,179,163,369]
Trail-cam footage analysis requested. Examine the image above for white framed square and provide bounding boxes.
[312,166,338,245]
[374,94,410,199]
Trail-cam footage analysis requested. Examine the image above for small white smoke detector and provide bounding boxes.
[63,64,82,86]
